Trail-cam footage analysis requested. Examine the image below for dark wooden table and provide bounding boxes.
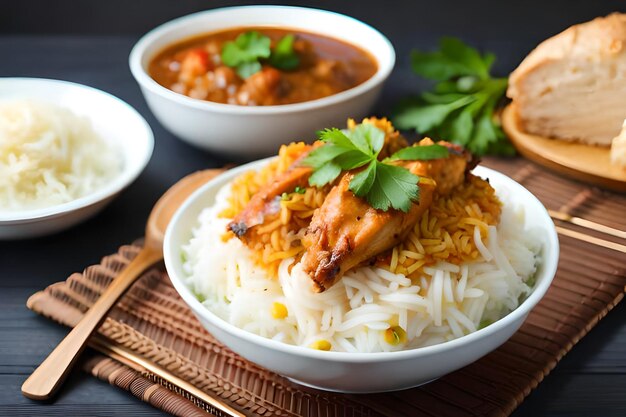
[1,2,625,415]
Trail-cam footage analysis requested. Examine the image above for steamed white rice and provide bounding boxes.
[0,100,121,211]
[182,183,541,353]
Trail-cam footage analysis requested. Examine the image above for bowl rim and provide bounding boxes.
[164,159,560,364]
[129,5,396,115]
[0,77,154,223]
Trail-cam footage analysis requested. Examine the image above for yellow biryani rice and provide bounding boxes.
[382,175,501,286]
[220,141,502,280]
[220,141,331,275]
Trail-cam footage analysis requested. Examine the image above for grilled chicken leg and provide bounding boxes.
[302,140,471,292]
[228,146,314,240]
[228,119,408,242]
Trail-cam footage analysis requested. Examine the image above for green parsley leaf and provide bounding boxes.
[235,61,262,79]
[350,124,386,155]
[439,37,491,80]
[394,95,475,132]
[448,107,474,145]
[309,161,342,187]
[472,111,498,155]
[303,127,376,173]
[221,31,302,78]
[303,144,350,168]
[348,160,377,197]
[456,75,480,92]
[221,31,271,78]
[269,34,300,70]
[334,150,373,170]
[410,50,468,82]
[304,123,449,213]
[388,144,449,161]
[294,186,306,194]
[318,128,358,149]
[368,163,420,212]
[421,92,469,104]
[410,37,493,82]
[394,37,512,156]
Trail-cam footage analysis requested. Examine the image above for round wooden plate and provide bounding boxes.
[501,103,626,192]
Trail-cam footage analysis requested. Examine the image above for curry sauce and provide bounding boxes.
[148,27,378,106]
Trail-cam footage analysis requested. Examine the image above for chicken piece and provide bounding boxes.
[238,67,284,105]
[213,66,238,88]
[228,119,409,242]
[228,146,314,241]
[302,140,471,292]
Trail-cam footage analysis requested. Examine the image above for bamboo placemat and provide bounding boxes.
[27,157,626,417]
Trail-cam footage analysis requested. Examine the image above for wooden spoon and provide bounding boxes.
[22,169,224,401]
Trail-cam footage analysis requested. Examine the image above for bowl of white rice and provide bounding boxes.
[0,78,153,239]
[164,158,559,393]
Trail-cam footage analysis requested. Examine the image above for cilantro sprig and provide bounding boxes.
[221,31,271,78]
[221,31,300,79]
[393,37,513,156]
[269,34,300,70]
[302,125,449,212]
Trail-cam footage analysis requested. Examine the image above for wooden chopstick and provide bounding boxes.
[549,209,626,240]
[88,336,244,417]
[555,226,626,254]
[548,209,626,253]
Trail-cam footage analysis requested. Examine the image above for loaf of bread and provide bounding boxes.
[507,13,626,147]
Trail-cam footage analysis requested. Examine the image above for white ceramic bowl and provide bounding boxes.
[0,78,154,239]
[164,161,559,393]
[129,6,395,157]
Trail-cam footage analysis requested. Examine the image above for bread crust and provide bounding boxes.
[507,13,626,146]
[508,13,626,100]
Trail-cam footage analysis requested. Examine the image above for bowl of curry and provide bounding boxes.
[129,6,395,156]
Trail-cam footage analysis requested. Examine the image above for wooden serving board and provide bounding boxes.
[501,103,626,192]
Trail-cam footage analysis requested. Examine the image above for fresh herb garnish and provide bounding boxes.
[393,37,513,156]
[221,31,300,78]
[294,186,306,194]
[269,34,300,70]
[303,125,449,212]
[221,31,271,79]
